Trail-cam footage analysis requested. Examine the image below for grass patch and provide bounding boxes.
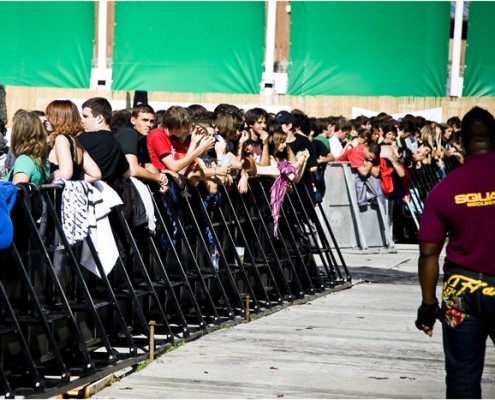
[135,358,152,372]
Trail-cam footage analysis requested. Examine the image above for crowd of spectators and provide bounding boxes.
[0,98,464,245]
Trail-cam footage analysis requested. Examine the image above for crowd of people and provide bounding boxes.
[5,97,494,398]
[0,98,464,244]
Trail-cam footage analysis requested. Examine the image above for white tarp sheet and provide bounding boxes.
[352,106,443,123]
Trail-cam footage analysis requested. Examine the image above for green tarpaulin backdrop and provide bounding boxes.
[3,1,495,98]
[463,2,495,96]
[112,1,265,93]
[0,2,94,88]
[288,2,450,96]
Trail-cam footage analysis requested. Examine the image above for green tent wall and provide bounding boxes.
[112,1,265,93]
[463,2,495,96]
[0,2,94,88]
[288,2,450,96]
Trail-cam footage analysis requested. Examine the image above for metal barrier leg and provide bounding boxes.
[232,181,292,302]
[228,183,285,306]
[182,192,237,321]
[204,186,264,315]
[41,189,129,364]
[17,190,97,378]
[148,188,208,331]
[282,186,331,290]
[111,207,176,343]
[0,249,43,397]
[191,187,247,317]
[251,179,305,300]
[15,189,102,380]
[294,182,351,285]
[0,365,14,399]
[153,189,223,325]
[9,242,70,382]
[219,184,277,311]
[256,178,322,293]
[145,234,200,337]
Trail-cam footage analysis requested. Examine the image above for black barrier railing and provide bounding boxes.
[221,182,285,307]
[249,179,306,300]
[394,156,460,243]
[0,177,351,397]
[296,182,351,285]
[201,185,264,313]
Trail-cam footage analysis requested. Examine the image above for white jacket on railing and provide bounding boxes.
[56,178,122,277]
[80,181,122,277]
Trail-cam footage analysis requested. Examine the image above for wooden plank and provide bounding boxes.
[63,372,124,398]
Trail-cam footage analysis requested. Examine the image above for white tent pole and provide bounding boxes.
[450,0,464,97]
[97,0,108,85]
[262,0,277,93]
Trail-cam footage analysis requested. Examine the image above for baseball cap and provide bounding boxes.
[275,110,296,126]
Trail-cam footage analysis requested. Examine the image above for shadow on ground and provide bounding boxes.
[347,266,420,285]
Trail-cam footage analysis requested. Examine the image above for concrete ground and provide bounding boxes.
[92,244,495,399]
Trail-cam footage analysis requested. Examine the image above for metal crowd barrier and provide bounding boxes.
[393,156,461,244]
[318,162,394,252]
[319,156,460,251]
[0,176,350,398]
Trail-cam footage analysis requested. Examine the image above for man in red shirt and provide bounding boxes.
[337,141,383,206]
[416,106,495,398]
[147,106,214,175]
[336,141,381,177]
[147,106,215,252]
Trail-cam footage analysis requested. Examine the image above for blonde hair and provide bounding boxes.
[10,111,48,173]
[420,124,436,145]
[46,99,84,147]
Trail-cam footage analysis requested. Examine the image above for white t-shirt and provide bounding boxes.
[329,135,343,158]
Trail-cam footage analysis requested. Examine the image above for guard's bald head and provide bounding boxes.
[461,107,495,154]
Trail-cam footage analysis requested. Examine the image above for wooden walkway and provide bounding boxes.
[91,245,495,399]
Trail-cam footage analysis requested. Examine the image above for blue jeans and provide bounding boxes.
[442,265,495,398]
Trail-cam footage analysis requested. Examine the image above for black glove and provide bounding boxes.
[415,302,442,331]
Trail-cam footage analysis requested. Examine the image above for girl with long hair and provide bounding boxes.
[5,111,50,184]
[45,100,101,181]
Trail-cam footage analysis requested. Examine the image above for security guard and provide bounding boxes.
[416,106,495,398]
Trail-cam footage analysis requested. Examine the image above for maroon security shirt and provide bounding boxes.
[418,152,495,275]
